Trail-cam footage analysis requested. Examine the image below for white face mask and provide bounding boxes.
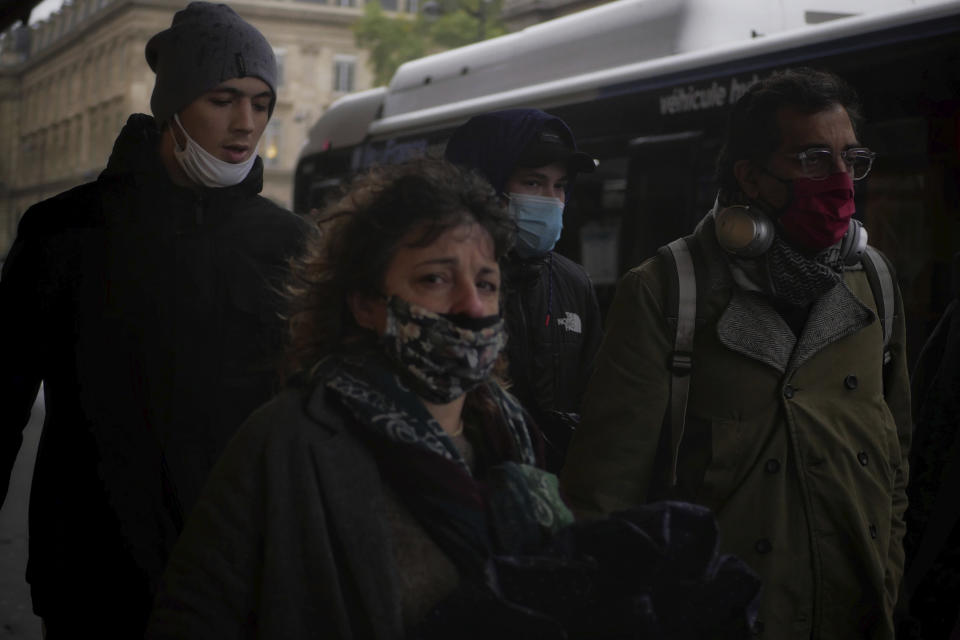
[171,114,257,188]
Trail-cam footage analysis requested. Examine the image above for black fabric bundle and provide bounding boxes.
[414,501,762,639]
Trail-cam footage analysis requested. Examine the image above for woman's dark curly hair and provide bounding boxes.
[284,158,516,380]
[715,67,863,203]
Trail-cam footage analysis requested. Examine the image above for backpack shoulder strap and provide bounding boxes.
[861,245,895,364]
[658,237,697,487]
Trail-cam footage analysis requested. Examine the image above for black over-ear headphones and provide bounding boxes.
[714,204,867,266]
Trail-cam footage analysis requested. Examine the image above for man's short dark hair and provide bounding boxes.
[284,158,515,379]
[715,67,863,201]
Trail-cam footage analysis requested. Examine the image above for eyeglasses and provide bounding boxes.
[782,147,877,181]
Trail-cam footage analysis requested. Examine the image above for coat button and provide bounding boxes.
[765,459,781,474]
[857,451,869,466]
[844,375,859,390]
[869,524,878,539]
[755,538,772,554]
[783,385,795,399]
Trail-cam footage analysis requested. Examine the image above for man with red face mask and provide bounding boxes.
[562,68,911,639]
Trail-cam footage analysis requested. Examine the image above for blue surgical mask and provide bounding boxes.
[508,193,565,257]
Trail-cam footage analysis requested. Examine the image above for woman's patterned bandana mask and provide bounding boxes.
[381,296,507,404]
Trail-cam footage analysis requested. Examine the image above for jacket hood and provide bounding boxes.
[505,247,551,275]
[444,109,584,195]
[100,113,264,198]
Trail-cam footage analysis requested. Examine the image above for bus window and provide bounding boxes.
[307,178,344,213]
[619,131,715,272]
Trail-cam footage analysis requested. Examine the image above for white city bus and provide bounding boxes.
[294,0,960,361]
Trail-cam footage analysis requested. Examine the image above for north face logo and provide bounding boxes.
[556,312,582,334]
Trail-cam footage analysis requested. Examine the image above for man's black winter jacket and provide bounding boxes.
[0,114,308,634]
[503,251,603,470]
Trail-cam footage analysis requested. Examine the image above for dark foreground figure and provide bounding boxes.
[147,160,759,639]
[0,3,305,636]
[899,254,960,639]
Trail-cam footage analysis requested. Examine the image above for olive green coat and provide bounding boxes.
[561,218,911,639]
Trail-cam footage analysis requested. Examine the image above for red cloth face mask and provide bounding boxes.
[776,172,856,253]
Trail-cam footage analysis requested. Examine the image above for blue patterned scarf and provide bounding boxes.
[325,353,573,577]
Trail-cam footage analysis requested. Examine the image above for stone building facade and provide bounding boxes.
[0,0,375,255]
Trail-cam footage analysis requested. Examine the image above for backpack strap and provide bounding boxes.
[861,245,895,366]
[660,238,697,487]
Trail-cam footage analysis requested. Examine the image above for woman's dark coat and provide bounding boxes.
[147,381,763,640]
[147,385,407,639]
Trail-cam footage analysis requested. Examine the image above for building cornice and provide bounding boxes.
[17,0,363,73]
[8,173,92,198]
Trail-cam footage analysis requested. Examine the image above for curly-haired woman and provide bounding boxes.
[147,159,760,640]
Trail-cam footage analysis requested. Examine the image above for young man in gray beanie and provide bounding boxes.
[0,3,307,636]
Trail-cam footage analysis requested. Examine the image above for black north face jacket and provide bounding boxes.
[0,114,308,634]
[444,108,604,471]
[503,250,603,470]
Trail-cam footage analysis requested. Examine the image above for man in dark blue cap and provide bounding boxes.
[445,108,602,470]
[0,3,306,636]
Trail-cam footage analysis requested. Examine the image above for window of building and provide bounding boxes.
[333,55,355,93]
[59,72,68,117]
[336,0,356,7]
[274,47,286,88]
[42,82,50,124]
[50,124,59,172]
[106,45,116,84]
[31,134,39,180]
[24,89,32,130]
[380,0,399,10]
[75,116,83,166]
[60,120,73,173]
[406,0,419,12]
[20,136,29,182]
[62,124,69,171]
[63,121,71,172]
[261,119,282,168]
[117,40,126,80]
[90,108,99,162]
[80,59,88,100]
[39,130,48,180]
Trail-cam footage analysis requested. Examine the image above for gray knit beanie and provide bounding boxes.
[145,2,277,125]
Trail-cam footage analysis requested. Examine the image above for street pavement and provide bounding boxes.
[0,390,43,640]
